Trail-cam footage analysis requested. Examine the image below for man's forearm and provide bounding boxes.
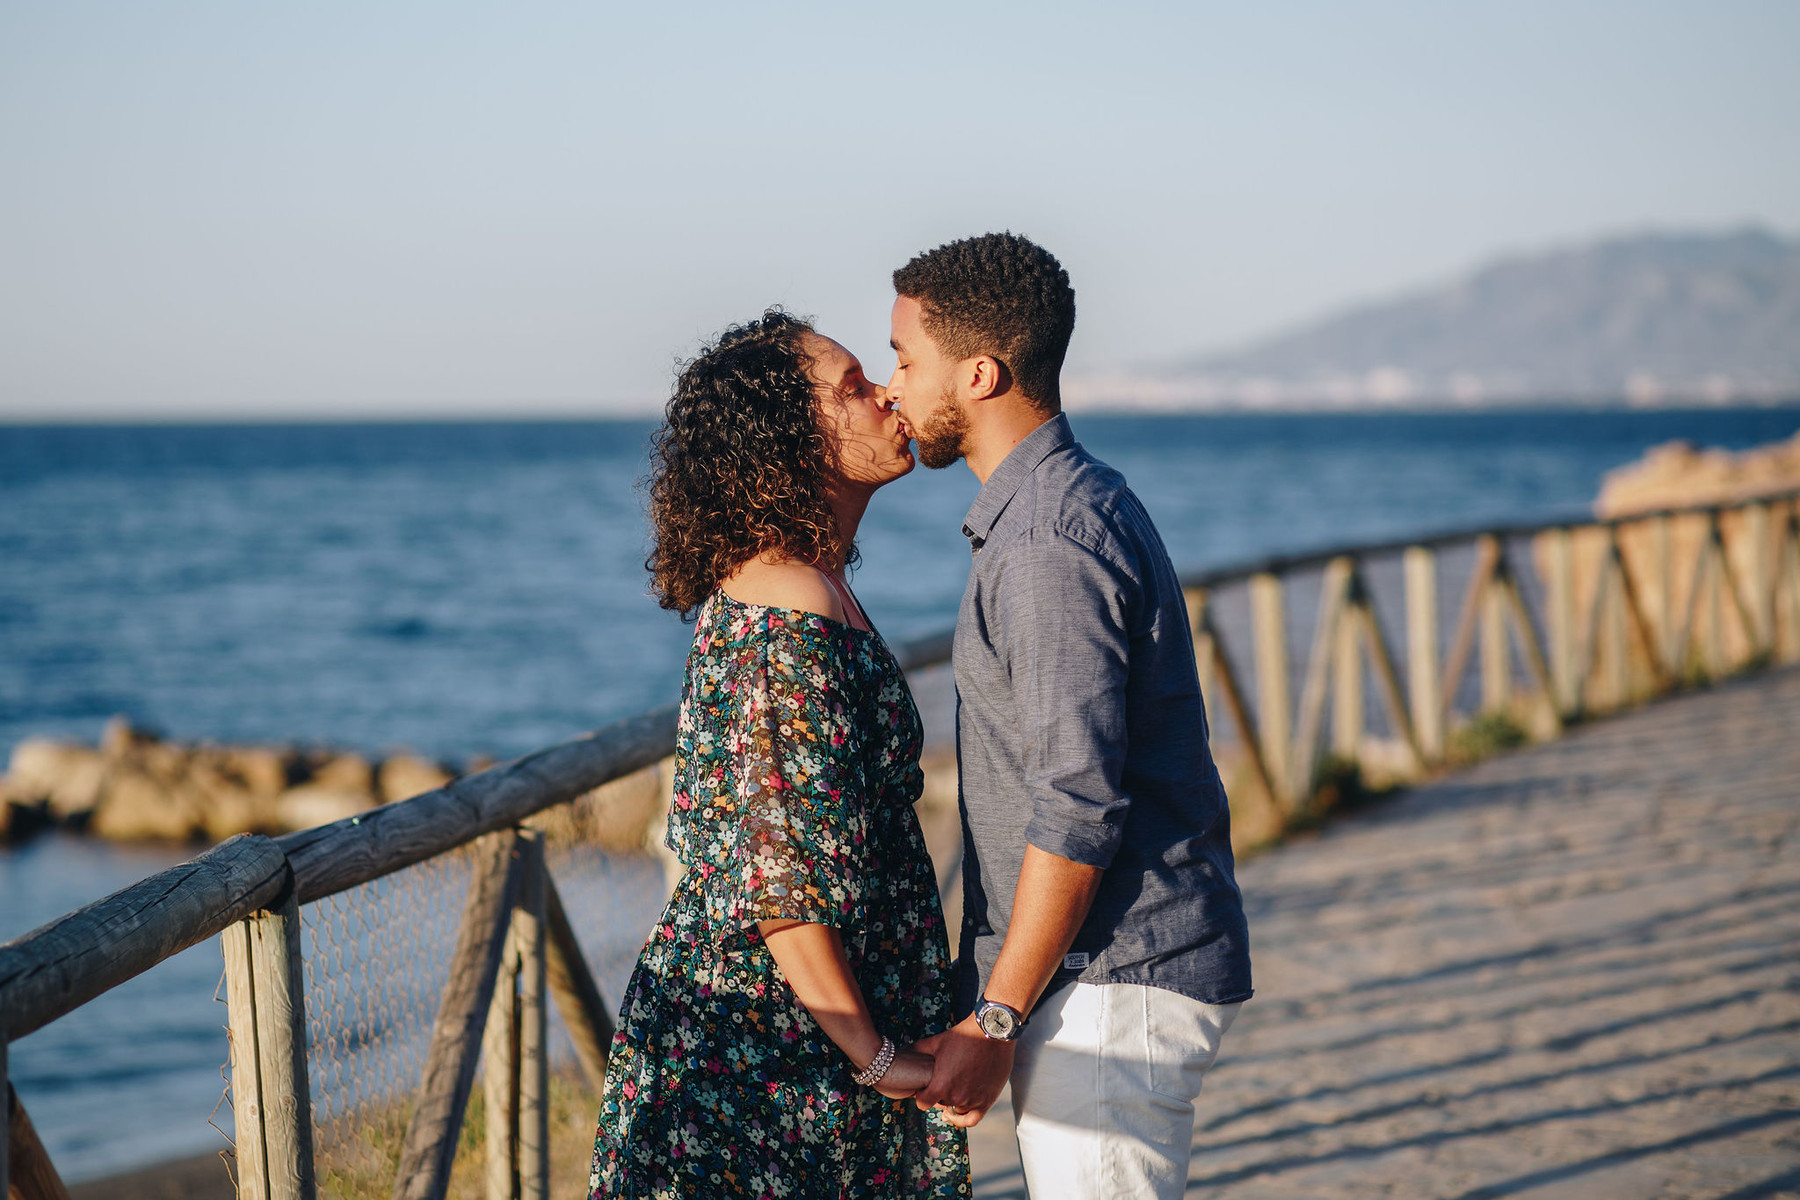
[983,844,1105,1015]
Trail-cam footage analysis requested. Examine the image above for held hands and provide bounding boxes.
[909,1014,1016,1128]
[872,1047,936,1100]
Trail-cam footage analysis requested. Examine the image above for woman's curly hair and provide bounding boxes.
[645,309,855,619]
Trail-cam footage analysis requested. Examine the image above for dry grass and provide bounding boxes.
[313,1071,601,1200]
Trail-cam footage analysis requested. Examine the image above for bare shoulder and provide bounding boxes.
[719,558,846,623]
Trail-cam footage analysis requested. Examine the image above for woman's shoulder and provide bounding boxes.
[717,558,848,626]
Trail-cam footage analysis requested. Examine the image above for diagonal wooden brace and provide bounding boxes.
[392,830,524,1200]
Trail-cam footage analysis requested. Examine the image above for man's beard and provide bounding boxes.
[913,386,970,470]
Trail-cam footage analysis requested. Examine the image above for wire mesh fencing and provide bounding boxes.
[301,840,481,1196]
[268,768,671,1200]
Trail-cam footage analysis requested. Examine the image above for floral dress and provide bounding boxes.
[589,591,971,1199]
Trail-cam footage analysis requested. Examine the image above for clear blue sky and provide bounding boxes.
[2,1,1797,419]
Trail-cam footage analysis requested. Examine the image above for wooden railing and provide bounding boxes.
[1181,491,1800,837]
[2,489,1796,1199]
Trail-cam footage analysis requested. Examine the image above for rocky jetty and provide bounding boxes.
[0,717,455,844]
[1527,430,1800,672]
[1594,429,1800,517]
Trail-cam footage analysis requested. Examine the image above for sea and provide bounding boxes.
[2,406,1797,1180]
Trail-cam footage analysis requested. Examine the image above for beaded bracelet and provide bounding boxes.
[851,1036,897,1087]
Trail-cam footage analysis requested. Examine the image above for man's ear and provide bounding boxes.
[965,355,1012,402]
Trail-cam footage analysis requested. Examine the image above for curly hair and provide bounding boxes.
[644,309,855,619]
[892,231,1076,411]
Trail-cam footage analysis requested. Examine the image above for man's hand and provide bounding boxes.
[911,1015,1016,1127]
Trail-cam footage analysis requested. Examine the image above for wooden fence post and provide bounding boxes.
[516,832,549,1200]
[1702,517,1727,676]
[479,829,549,1200]
[1404,546,1442,762]
[222,923,268,1200]
[1649,515,1673,667]
[1671,519,1720,680]
[1332,594,1363,760]
[1250,572,1292,806]
[1290,558,1354,806]
[222,887,315,1200]
[1480,564,1511,712]
[1610,534,1668,697]
[481,906,519,1200]
[1541,528,1578,716]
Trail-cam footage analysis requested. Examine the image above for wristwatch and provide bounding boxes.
[974,996,1026,1041]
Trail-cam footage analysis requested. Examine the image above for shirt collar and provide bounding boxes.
[961,413,1074,545]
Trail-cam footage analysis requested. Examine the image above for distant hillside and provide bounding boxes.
[1073,228,1800,409]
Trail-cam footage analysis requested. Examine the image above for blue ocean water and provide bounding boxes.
[2,405,1798,1178]
[6,408,1797,770]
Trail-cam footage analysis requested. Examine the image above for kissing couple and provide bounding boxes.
[589,233,1252,1199]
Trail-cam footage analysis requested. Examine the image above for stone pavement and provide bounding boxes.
[970,666,1800,1199]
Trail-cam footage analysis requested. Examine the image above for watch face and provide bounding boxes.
[978,1003,1018,1039]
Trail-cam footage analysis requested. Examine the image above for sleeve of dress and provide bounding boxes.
[719,619,871,937]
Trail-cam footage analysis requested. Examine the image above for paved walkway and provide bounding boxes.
[970,667,1800,1199]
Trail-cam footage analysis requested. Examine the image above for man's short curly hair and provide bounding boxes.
[892,232,1076,411]
[643,309,853,619]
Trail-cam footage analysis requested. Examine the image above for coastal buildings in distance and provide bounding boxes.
[1066,228,1800,412]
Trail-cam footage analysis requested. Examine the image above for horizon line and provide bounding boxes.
[4,397,1800,430]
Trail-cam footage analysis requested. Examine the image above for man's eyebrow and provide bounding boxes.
[889,338,903,352]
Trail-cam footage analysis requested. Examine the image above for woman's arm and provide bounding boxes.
[758,918,933,1099]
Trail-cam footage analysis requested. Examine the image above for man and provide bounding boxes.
[887,232,1252,1199]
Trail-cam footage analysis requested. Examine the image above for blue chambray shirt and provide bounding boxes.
[951,413,1253,1013]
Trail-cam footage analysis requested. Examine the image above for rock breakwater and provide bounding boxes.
[1595,429,1800,516]
[0,717,456,844]
[1573,430,1800,668]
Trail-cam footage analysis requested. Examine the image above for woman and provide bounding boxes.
[589,310,971,1198]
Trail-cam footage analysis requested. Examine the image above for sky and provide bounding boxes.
[2,1,1798,420]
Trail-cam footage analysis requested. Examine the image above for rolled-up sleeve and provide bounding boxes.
[998,527,1137,869]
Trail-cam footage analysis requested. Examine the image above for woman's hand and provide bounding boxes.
[873,1048,935,1100]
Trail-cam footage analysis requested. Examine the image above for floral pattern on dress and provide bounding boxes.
[590,591,971,1199]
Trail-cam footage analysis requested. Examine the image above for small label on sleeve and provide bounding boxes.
[1062,952,1090,970]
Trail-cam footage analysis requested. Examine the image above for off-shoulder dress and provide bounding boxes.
[588,590,971,1199]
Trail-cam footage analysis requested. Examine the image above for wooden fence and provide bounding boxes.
[2,488,1796,1199]
[1185,491,1800,838]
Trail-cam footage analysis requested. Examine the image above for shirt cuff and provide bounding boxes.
[1023,814,1122,870]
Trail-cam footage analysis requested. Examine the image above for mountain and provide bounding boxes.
[1071,228,1800,410]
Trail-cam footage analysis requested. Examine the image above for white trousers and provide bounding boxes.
[1009,982,1241,1200]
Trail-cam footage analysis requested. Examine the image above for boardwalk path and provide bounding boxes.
[970,666,1800,1199]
